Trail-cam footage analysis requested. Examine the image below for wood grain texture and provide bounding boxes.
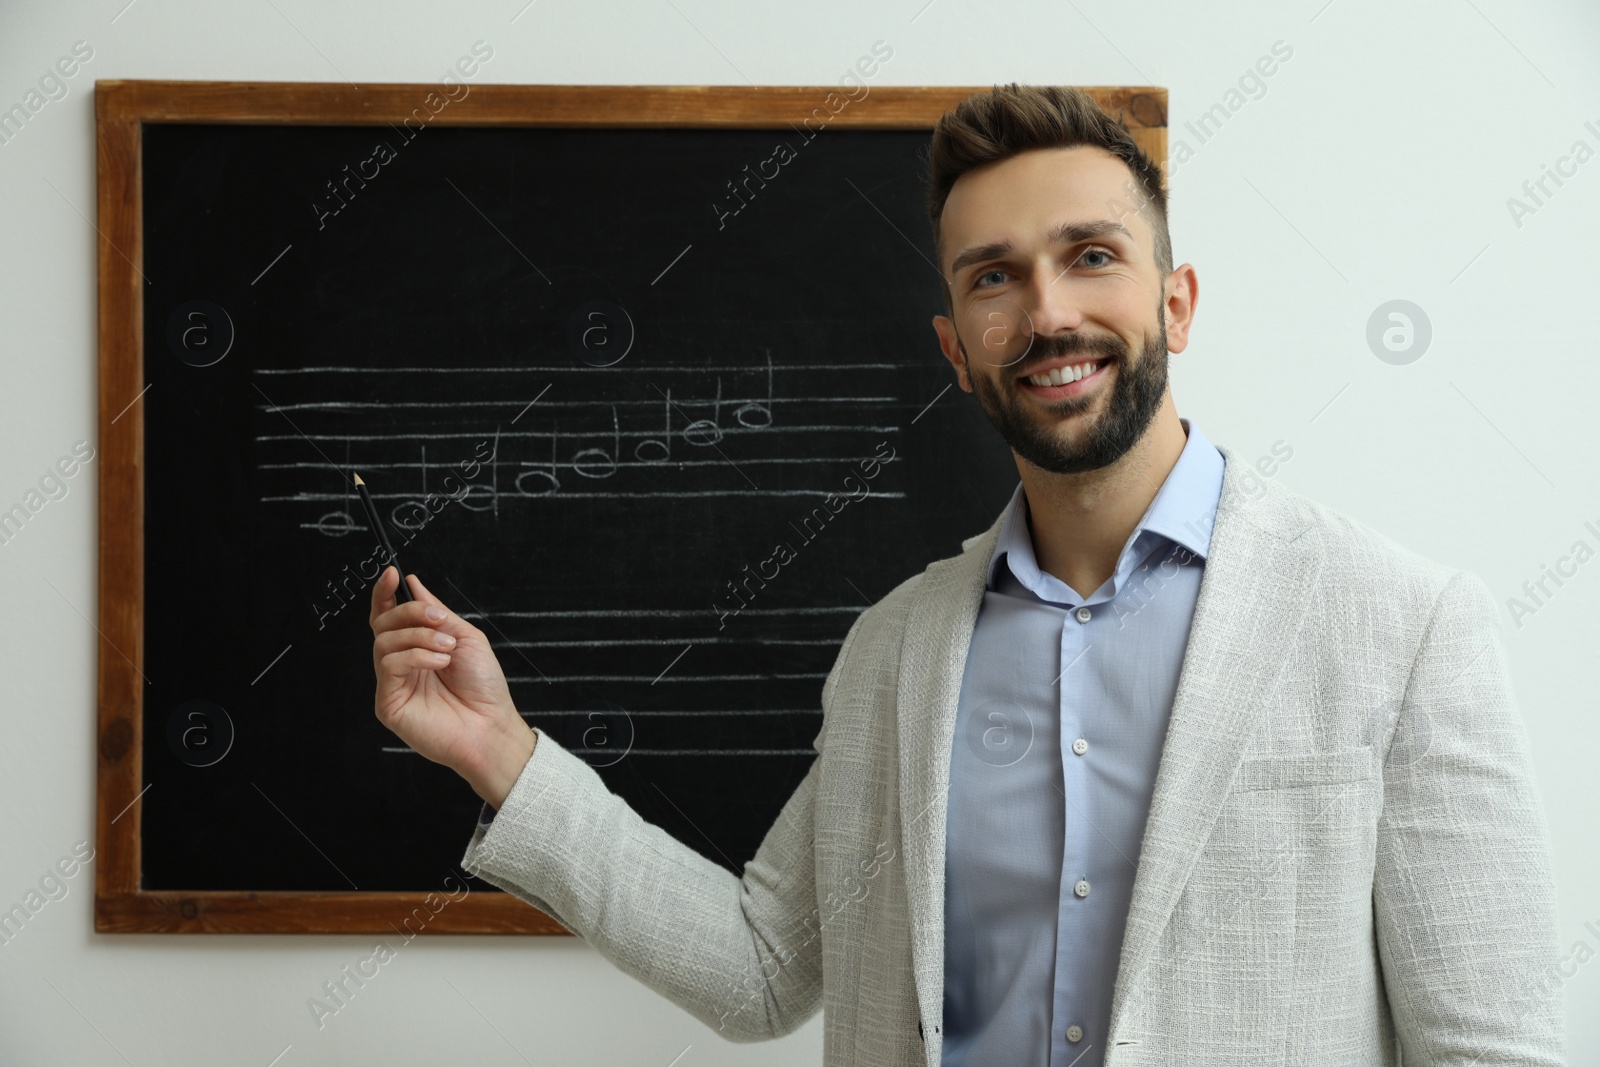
[94,80,1165,128]
[94,93,145,925]
[93,80,1165,934]
[95,889,569,935]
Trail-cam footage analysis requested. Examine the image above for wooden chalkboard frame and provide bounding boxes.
[93,80,1167,934]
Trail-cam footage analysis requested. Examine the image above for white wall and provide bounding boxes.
[2,0,1597,1062]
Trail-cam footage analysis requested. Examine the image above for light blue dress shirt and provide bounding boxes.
[941,418,1224,1067]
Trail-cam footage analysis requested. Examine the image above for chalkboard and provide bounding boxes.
[94,82,1168,933]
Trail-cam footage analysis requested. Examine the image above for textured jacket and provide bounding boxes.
[460,442,1565,1066]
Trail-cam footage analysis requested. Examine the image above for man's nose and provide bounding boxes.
[978,269,1083,367]
[1021,263,1085,337]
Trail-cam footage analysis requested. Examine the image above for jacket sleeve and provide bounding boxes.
[1373,569,1565,1065]
[460,610,869,1042]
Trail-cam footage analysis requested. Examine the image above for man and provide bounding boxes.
[369,84,1564,1066]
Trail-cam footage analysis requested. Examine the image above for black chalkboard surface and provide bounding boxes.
[95,82,1165,932]
[138,121,1016,894]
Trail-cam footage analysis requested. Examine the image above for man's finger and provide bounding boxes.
[379,646,451,679]
[404,573,470,626]
[375,574,482,647]
[406,572,446,609]
[369,565,400,631]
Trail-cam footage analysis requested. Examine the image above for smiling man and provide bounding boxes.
[370,84,1564,1066]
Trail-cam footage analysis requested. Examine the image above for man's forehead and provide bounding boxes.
[938,146,1151,271]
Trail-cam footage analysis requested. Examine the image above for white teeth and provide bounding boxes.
[1027,361,1099,387]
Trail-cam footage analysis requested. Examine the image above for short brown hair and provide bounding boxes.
[925,84,1171,300]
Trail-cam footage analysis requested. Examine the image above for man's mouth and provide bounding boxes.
[1016,357,1113,398]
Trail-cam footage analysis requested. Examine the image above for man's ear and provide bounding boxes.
[932,314,972,392]
[1162,263,1198,355]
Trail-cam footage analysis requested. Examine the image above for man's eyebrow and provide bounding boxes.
[947,218,1135,279]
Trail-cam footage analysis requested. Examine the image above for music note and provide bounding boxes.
[310,509,358,537]
[310,441,359,535]
[516,425,561,497]
[390,497,429,533]
[391,444,432,532]
[682,377,724,447]
[572,404,620,479]
[459,426,500,515]
[634,390,673,464]
[734,350,774,429]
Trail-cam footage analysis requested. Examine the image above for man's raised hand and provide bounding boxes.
[369,565,535,809]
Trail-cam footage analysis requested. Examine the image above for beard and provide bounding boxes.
[962,308,1169,475]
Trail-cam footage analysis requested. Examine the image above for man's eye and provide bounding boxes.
[1078,248,1113,268]
[974,269,1007,288]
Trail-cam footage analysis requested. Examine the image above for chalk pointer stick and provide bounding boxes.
[353,473,413,603]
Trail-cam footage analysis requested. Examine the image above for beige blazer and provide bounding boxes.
[462,443,1564,1066]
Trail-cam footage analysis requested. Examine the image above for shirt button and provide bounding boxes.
[1075,606,1092,623]
[1074,879,1090,898]
[1067,1025,1083,1042]
[1072,738,1088,756]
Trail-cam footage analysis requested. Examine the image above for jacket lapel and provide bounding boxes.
[1104,445,1322,1033]
[897,510,1002,1063]
[894,443,1323,1063]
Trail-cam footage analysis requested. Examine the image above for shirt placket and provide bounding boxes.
[1050,591,1099,1064]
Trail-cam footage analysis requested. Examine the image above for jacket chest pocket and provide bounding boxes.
[1229,744,1375,792]
[1207,743,1381,906]
[1211,744,1381,881]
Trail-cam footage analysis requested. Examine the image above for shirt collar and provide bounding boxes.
[986,417,1225,596]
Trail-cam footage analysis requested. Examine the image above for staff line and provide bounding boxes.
[505,709,823,716]
[273,489,906,500]
[505,672,828,683]
[254,363,925,374]
[383,746,819,755]
[466,607,860,618]
[260,455,897,471]
[501,637,843,647]
[252,396,896,412]
[255,425,901,442]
